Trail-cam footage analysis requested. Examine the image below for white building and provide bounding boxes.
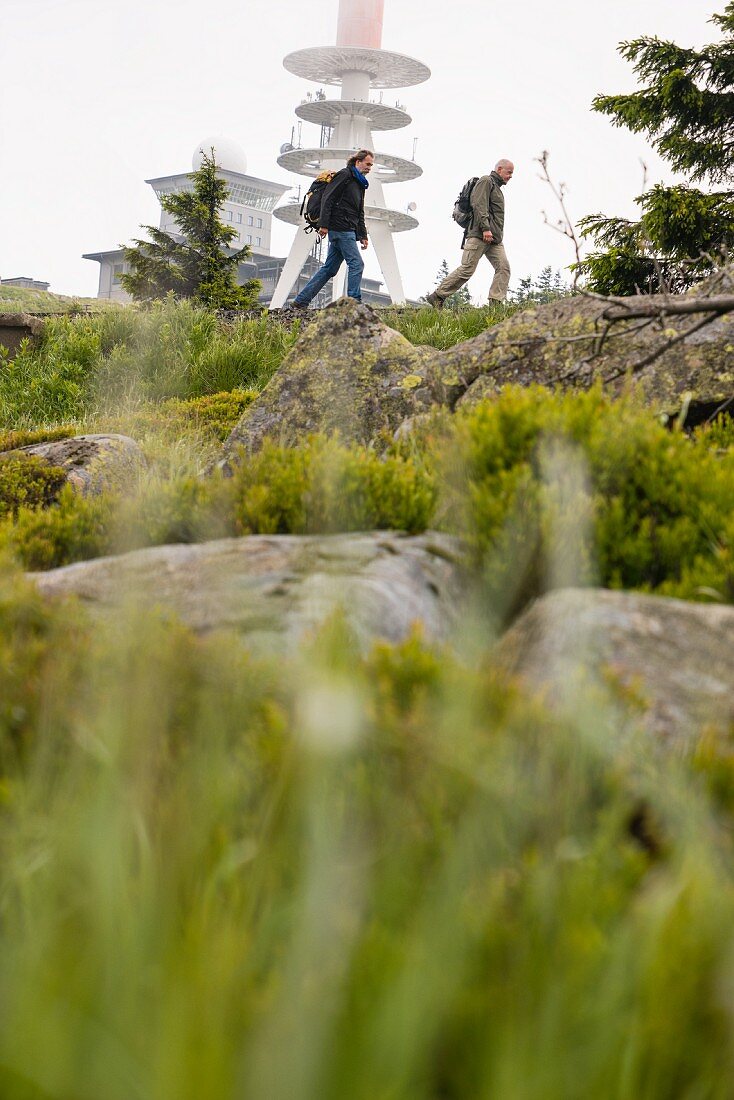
[84,139,289,304]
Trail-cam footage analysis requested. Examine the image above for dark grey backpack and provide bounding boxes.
[452,177,479,229]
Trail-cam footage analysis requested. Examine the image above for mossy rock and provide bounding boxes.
[0,434,145,497]
[221,299,443,466]
[495,587,734,743]
[447,293,734,421]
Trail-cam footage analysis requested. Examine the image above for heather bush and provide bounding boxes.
[232,435,437,536]
[0,455,67,520]
[436,386,734,603]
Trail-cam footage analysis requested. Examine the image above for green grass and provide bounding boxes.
[0,568,733,1098]
[381,302,520,349]
[0,298,303,429]
[0,298,522,430]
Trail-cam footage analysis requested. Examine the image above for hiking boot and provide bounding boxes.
[424,292,445,310]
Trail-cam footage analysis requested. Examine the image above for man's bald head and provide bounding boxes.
[495,159,514,182]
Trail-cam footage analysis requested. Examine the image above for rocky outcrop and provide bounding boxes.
[221,293,734,462]
[448,293,734,421]
[0,434,145,496]
[220,298,445,466]
[494,587,734,744]
[29,531,467,650]
[0,313,45,359]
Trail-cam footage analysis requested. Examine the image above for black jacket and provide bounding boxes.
[319,168,368,239]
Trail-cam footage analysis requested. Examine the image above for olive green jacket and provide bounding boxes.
[467,171,505,244]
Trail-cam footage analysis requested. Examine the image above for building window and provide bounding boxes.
[226,211,233,221]
[247,234,252,243]
[227,184,279,212]
[236,212,242,223]
[256,217,263,228]
[255,237,262,247]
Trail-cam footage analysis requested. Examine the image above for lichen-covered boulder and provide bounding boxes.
[447,294,734,421]
[28,531,467,651]
[494,587,734,744]
[0,434,145,496]
[220,298,443,467]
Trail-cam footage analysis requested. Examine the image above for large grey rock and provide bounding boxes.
[29,531,466,651]
[495,587,734,743]
[0,434,145,496]
[449,293,734,421]
[221,298,444,466]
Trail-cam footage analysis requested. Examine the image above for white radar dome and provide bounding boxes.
[192,136,248,175]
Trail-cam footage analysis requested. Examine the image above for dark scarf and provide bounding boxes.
[351,165,370,189]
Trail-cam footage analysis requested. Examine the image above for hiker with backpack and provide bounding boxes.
[290,150,374,309]
[426,160,514,309]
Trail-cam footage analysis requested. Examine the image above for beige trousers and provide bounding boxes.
[436,238,511,302]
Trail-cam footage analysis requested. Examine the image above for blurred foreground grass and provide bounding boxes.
[1,562,734,1099]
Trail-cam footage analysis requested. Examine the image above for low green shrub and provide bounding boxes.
[0,426,74,452]
[435,385,734,605]
[694,412,734,451]
[0,487,113,571]
[4,386,734,608]
[102,390,256,444]
[233,435,437,536]
[0,454,67,520]
[112,475,237,551]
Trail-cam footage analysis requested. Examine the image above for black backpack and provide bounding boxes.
[452,176,479,229]
[300,171,337,233]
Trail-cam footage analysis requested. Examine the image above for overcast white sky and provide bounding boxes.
[0,0,718,302]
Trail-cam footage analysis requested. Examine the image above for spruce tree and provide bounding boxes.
[121,150,261,310]
[576,4,734,295]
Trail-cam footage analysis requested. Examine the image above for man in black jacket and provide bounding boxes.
[292,150,373,308]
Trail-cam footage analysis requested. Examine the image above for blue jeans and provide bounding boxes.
[293,230,365,304]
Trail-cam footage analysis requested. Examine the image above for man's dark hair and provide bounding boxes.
[348,150,374,167]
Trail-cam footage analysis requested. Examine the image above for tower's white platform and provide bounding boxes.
[296,99,411,130]
[284,46,430,88]
[277,147,422,182]
[274,200,419,233]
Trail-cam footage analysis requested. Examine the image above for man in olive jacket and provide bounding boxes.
[427,159,514,308]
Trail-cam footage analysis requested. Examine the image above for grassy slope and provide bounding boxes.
[0,285,114,314]
[0,299,733,1097]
